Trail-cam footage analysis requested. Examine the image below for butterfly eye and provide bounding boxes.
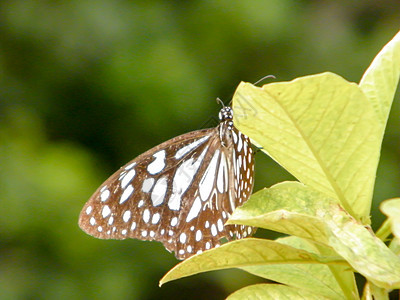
[79,106,255,260]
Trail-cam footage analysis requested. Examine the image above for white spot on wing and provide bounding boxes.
[120,184,134,204]
[142,178,155,193]
[119,171,126,180]
[123,210,131,222]
[170,217,178,226]
[217,219,224,232]
[90,217,96,226]
[211,224,217,236]
[147,150,166,175]
[151,213,160,224]
[237,155,242,169]
[121,168,136,189]
[199,150,220,201]
[151,177,168,206]
[195,230,202,241]
[102,205,111,218]
[86,206,92,215]
[179,233,187,243]
[143,209,150,223]
[100,189,110,202]
[175,135,210,159]
[232,131,238,143]
[237,134,243,152]
[168,146,209,210]
[131,222,136,230]
[217,152,228,193]
[186,197,202,222]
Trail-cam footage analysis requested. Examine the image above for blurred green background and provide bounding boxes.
[0,1,399,299]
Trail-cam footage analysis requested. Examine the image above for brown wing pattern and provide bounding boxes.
[79,112,255,259]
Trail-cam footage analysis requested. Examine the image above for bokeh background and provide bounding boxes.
[0,1,399,299]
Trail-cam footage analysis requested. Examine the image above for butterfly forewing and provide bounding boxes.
[79,128,213,238]
[79,107,255,260]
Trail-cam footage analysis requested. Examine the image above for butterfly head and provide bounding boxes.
[218,106,233,122]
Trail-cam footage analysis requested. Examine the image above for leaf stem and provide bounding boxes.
[375,219,392,241]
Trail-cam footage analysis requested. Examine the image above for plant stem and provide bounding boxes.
[376,219,392,241]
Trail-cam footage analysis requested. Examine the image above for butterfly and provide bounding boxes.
[78,105,255,260]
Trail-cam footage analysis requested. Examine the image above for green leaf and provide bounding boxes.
[380,198,400,238]
[229,182,359,297]
[241,236,357,300]
[359,30,400,127]
[322,208,400,289]
[226,284,331,300]
[232,73,381,220]
[228,182,331,244]
[229,182,400,289]
[159,237,345,286]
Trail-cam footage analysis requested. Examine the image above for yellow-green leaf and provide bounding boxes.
[233,73,381,220]
[159,238,345,286]
[241,236,357,300]
[230,182,400,289]
[380,198,400,238]
[228,182,330,244]
[227,284,331,300]
[359,30,400,127]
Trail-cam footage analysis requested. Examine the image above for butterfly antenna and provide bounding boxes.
[253,74,276,86]
[216,97,226,108]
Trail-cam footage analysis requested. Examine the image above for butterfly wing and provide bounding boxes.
[79,128,212,235]
[79,124,255,259]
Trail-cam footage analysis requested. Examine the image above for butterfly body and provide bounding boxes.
[79,106,255,259]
